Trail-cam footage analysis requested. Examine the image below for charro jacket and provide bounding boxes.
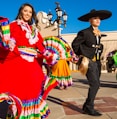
[72,26,103,60]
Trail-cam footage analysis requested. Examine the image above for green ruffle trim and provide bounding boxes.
[50,75,72,81]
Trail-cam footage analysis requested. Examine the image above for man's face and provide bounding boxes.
[89,17,101,27]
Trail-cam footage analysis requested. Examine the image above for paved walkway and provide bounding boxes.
[46,72,117,119]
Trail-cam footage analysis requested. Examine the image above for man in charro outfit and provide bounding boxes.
[72,9,112,116]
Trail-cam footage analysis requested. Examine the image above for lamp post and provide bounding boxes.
[47,2,68,37]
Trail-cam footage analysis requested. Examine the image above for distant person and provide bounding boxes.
[0,3,58,119]
[112,50,117,76]
[72,9,112,116]
[112,50,117,67]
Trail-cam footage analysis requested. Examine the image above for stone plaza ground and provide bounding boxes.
[46,72,117,119]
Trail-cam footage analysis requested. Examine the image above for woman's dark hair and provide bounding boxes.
[15,3,38,25]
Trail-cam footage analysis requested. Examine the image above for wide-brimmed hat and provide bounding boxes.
[78,9,112,22]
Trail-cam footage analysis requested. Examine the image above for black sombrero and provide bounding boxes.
[78,9,112,22]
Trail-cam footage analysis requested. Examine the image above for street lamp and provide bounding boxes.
[47,2,68,37]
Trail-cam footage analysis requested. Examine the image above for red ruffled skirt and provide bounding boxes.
[0,50,50,118]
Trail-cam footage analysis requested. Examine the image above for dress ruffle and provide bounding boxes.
[50,75,72,87]
[0,93,50,119]
[20,96,50,119]
[50,59,73,87]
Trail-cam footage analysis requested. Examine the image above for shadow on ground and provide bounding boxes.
[72,78,117,88]
[47,95,83,113]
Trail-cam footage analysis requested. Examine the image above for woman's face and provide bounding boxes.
[21,6,32,22]
[89,17,101,27]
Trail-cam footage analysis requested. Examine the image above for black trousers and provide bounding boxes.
[83,60,101,110]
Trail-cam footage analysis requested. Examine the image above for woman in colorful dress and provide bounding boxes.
[43,36,78,90]
[0,3,58,119]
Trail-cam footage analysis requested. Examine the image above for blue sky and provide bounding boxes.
[0,0,116,34]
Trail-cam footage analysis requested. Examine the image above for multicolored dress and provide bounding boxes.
[43,36,78,89]
[0,19,57,119]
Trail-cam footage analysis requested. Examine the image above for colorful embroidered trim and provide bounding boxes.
[18,46,37,57]
[44,36,72,59]
[20,96,50,119]
[16,20,39,45]
[0,17,10,48]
